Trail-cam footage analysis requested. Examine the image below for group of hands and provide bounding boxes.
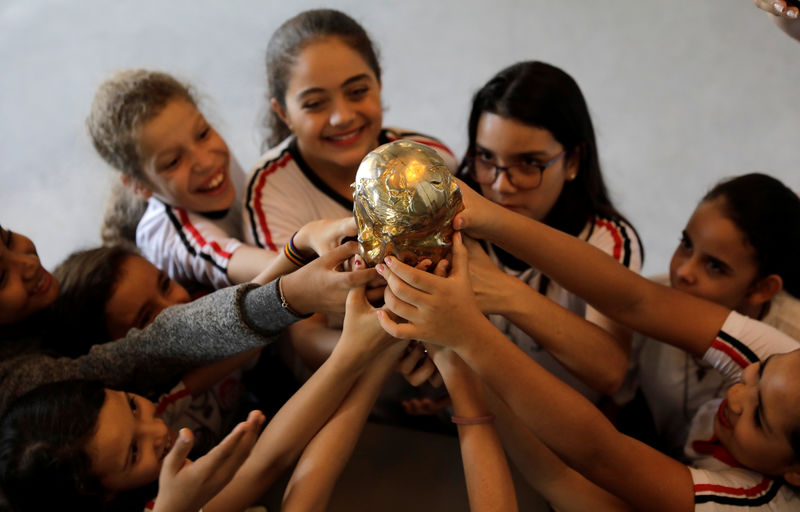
[154,179,506,511]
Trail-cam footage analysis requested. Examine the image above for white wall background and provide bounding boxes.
[1,0,798,275]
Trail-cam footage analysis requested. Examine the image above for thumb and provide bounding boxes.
[450,232,469,278]
[346,284,367,311]
[321,240,359,268]
[161,428,194,476]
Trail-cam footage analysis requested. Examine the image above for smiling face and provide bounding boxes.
[475,112,576,221]
[0,226,59,324]
[274,36,382,177]
[715,351,800,481]
[104,255,190,340]
[669,198,761,311]
[136,99,234,213]
[86,389,177,492]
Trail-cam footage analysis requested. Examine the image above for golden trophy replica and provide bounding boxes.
[353,139,462,267]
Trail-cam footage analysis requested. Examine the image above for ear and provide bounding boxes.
[744,273,783,307]
[121,174,153,201]
[270,97,290,129]
[784,467,800,487]
[564,146,581,182]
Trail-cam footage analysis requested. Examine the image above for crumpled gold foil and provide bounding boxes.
[353,139,462,267]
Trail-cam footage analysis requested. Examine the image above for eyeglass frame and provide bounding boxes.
[468,149,567,189]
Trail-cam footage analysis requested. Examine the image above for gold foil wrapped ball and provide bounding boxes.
[353,139,462,267]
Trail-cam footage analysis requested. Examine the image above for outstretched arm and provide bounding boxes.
[464,237,628,394]
[281,341,407,512]
[485,388,632,512]
[454,181,729,357]
[204,284,392,512]
[431,347,517,512]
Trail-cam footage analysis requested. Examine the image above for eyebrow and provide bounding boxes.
[757,355,775,435]
[296,74,372,100]
[474,144,552,159]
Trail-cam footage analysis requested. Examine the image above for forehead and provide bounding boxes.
[106,255,158,311]
[685,199,755,260]
[86,390,128,477]
[761,351,800,443]
[476,113,557,154]
[137,99,202,155]
[287,37,377,93]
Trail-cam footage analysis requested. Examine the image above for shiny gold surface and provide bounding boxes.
[353,139,462,267]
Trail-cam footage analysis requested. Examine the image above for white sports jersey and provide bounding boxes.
[243,127,458,251]
[488,215,642,403]
[685,312,800,511]
[136,161,246,290]
[639,283,800,457]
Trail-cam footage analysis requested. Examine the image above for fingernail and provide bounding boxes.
[376,264,385,274]
[354,257,363,267]
[790,9,798,17]
[775,2,785,13]
[178,428,190,442]
[384,256,394,266]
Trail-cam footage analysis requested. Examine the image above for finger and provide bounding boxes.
[378,262,429,306]
[382,286,419,321]
[428,370,444,388]
[346,284,367,311]
[346,267,380,289]
[449,232,470,279]
[376,309,417,339]
[161,428,195,476]
[338,217,358,238]
[320,240,359,268]
[382,255,438,294]
[397,344,426,377]
[413,259,432,272]
[432,258,449,278]
[406,356,437,386]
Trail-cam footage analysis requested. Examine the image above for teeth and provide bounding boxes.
[328,128,361,141]
[201,172,224,191]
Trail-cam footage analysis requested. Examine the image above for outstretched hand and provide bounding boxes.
[462,235,518,315]
[753,0,799,19]
[153,411,265,512]
[295,217,359,257]
[282,241,379,316]
[377,232,483,347]
[337,284,400,364]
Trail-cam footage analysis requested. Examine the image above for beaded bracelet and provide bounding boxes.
[451,414,495,425]
[283,232,315,267]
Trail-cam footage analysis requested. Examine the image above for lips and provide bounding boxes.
[323,126,365,146]
[30,271,52,297]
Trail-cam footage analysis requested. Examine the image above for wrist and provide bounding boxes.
[278,271,312,317]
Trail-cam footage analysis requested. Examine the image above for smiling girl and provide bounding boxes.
[88,70,277,291]
[243,9,458,388]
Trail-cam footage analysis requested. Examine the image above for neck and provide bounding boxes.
[736,301,770,320]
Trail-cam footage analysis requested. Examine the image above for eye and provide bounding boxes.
[198,127,210,140]
[519,156,543,174]
[158,272,171,293]
[476,149,494,163]
[128,394,138,415]
[678,232,692,251]
[302,98,326,111]
[162,156,180,171]
[753,404,762,429]
[705,258,726,275]
[347,86,369,100]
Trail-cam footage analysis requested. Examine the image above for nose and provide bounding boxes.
[491,168,517,195]
[673,257,697,286]
[190,148,215,175]
[139,416,169,450]
[329,97,355,127]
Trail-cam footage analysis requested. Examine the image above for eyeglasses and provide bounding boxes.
[468,150,566,189]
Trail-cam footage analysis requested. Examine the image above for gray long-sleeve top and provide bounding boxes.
[0,279,300,416]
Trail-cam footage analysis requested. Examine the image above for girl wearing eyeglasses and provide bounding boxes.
[456,61,643,406]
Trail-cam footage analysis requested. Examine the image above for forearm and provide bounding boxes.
[456,317,694,512]
[205,343,370,512]
[443,369,517,512]
[476,205,726,355]
[282,343,404,512]
[227,244,279,284]
[486,389,632,512]
[501,280,628,395]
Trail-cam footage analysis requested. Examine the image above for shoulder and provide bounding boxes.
[689,465,795,510]
[583,215,642,271]
[248,136,296,177]
[762,291,800,342]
